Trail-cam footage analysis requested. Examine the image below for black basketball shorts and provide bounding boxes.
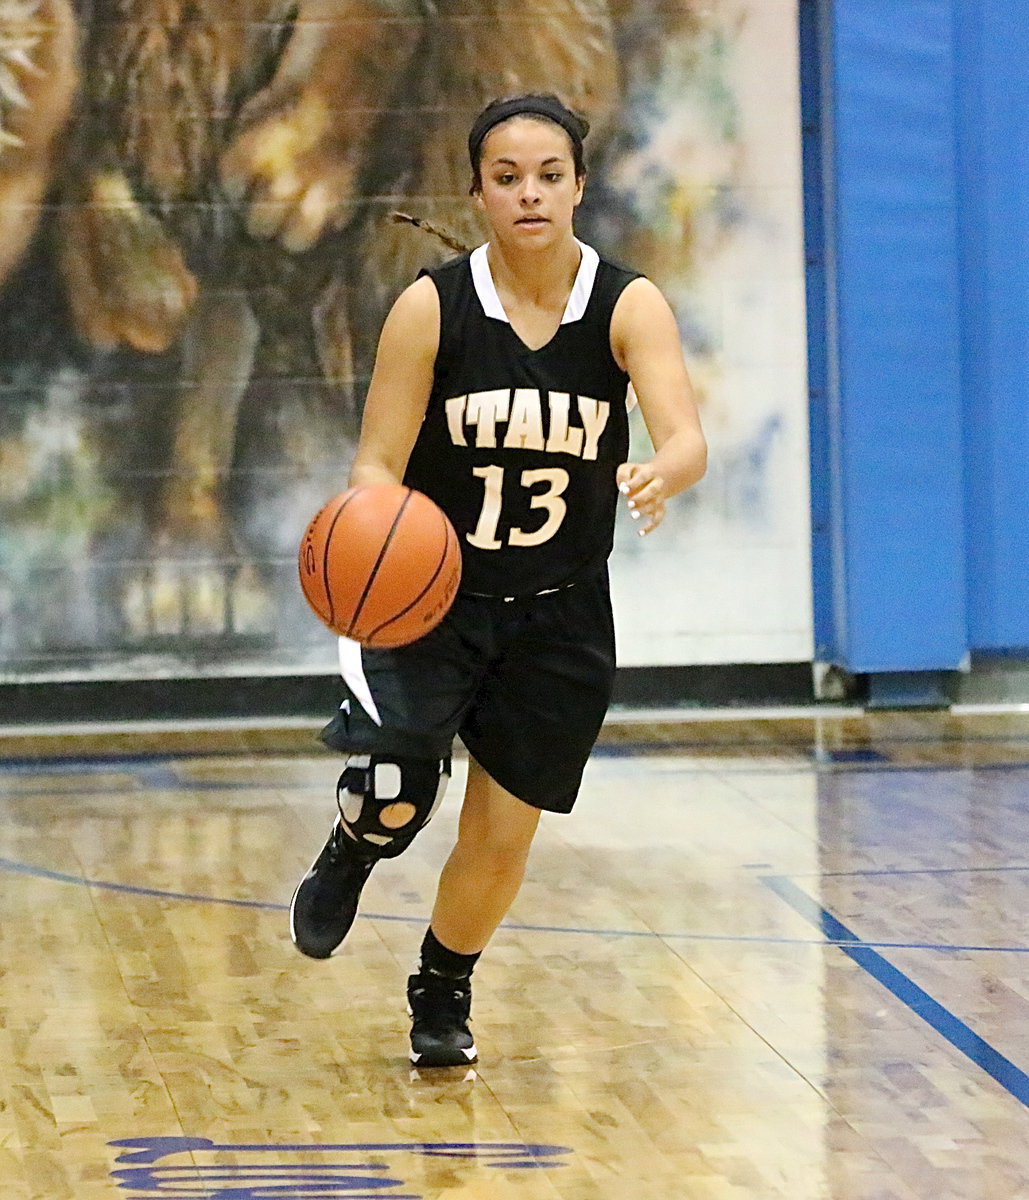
[320,571,616,814]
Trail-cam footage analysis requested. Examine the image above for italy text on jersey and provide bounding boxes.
[444,390,611,460]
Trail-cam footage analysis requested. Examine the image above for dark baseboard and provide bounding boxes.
[0,675,343,726]
[0,663,816,726]
[611,662,815,709]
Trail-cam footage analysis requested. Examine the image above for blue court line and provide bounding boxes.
[0,858,279,910]
[2,733,1029,774]
[6,760,1029,800]
[763,874,1029,1109]
[615,760,1029,776]
[4,855,1029,954]
[816,865,1029,878]
[0,752,253,774]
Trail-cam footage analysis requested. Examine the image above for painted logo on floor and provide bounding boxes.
[109,1137,572,1197]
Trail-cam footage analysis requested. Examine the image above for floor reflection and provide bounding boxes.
[0,710,1027,1197]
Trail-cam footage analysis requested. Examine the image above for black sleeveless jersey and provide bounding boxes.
[403,242,640,598]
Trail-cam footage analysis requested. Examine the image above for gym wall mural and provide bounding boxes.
[0,0,810,681]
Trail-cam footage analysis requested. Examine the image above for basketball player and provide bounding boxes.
[291,93,707,1067]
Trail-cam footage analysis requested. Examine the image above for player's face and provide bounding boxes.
[475,118,584,246]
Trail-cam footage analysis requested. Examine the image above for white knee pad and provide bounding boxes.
[336,754,450,860]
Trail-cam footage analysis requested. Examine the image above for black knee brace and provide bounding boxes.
[336,754,451,860]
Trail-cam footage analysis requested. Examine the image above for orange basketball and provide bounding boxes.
[298,484,461,647]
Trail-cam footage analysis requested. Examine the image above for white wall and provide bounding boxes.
[607,0,814,666]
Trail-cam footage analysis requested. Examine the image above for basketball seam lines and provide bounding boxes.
[348,489,413,636]
[367,510,457,642]
[319,489,362,633]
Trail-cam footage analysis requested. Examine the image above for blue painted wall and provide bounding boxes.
[805,0,1029,673]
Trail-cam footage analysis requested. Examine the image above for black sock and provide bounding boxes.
[419,927,481,981]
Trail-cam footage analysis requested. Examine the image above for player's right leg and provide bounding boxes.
[290,753,450,959]
[291,613,485,960]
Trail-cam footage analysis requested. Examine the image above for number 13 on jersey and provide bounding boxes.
[467,466,570,550]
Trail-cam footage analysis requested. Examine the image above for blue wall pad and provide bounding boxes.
[806,0,967,672]
[955,3,1029,652]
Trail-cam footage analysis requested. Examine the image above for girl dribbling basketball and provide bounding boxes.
[290,93,707,1067]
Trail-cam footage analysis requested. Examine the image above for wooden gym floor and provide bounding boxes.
[1,707,1029,1198]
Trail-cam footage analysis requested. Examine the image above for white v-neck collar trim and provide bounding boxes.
[469,240,600,326]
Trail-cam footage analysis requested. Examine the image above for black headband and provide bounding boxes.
[468,96,589,170]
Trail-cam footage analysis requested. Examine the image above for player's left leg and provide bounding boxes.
[408,575,616,1066]
[430,755,542,952]
[408,756,541,1067]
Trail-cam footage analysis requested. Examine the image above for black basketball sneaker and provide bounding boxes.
[407,972,478,1067]
[290,816,375,959]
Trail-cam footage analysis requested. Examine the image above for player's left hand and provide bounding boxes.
[616,461,667,536]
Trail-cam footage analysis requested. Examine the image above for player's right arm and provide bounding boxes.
[348,275,440,488]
